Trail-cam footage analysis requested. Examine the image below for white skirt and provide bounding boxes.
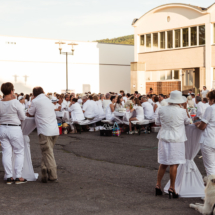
[158,139,186,165]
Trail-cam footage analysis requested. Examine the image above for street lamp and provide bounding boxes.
[55,41,78,93]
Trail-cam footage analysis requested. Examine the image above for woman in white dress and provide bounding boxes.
[153,96,160,112]
[155,91,190,198]
[0,82,27,184]
[128,98,144,134]
[115,96,124,110]
[68,98,85,121]
[195,90,215,176]
[105,96,116,121]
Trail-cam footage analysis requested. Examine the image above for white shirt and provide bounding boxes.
[201,104,215,148]
[202,90,209,98]
[96,100,105,117]
[142,101,154,120]
[192,97,197,108]
[77,99,82,104]
[68,102,85,121]
[25,100,31,109]
[62,100,71,109]
[83,100,96,118]
[123,96,127,103]
[148,98,153,105]
[0,99,25,125]
[28,94,59,136]
[102,100,112,111]
[53,103,60,111]
[196,102,207,119]
[156,105,190,143]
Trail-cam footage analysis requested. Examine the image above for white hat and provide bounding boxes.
[166,91,186,104]
[18,96,24,101]
[182,96,187,103]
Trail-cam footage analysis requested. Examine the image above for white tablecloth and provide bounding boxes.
[55,111,70,121]
[164,124,205,198]
[114,111,134,123]
[5,117,38,181]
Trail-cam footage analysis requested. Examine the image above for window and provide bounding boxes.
[174,70,179,79]
[140,35,144,46]
[166,70,172,80]
[160,71,166,80]
[175,29,181,48]
[153,33,158,50]
[184,70,193,86]
[199,25,205,45]
[160,32,165,49]
[167,31,173,48]
[183,28,189,47]
[191,27,197,46]
[146,34,151,49]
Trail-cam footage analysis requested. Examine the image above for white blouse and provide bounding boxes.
[0,99,25,125]
[156,105,190,143]
[68,102,85,121]
[201,104,215,148]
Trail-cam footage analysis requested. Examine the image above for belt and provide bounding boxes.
[1,124,21,126]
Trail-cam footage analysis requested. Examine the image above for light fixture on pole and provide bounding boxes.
[55,41,78,93]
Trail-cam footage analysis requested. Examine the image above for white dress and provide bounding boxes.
[156,105,190,165]
[105,104,114,121]
[133,105,144,121]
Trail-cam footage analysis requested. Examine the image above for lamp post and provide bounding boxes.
[55,41,78,93]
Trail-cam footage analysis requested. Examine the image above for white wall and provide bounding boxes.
[0,36,134,94]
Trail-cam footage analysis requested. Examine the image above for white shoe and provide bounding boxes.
[129,131,134,134]
[134,131,138,134]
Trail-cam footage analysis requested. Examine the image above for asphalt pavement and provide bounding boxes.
[0,131,206,215]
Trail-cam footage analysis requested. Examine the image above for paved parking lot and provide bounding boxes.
[0,131,205,215]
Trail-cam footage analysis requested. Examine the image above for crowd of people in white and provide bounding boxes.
[1,81,215,211]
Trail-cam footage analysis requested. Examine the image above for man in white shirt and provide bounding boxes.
[147,95,153,105]
[203,98,210,108]
[82,96,96,120]
[102,93,111,111]
[201,86,209,98]
[27,87,59,183]
[62,94,70,109]
[141,97,154,120]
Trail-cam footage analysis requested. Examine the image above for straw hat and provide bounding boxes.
[166,91,186,104]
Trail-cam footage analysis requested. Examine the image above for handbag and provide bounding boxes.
[112,122,121,137]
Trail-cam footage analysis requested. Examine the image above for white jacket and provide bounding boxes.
[155,105,190,143]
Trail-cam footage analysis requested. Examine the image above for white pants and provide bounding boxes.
[201,144,215,176]
[0,125,24,178]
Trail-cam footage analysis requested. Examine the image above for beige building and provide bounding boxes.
[131,3,215,95]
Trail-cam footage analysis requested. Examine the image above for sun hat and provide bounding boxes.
[18,96,24,101]
[166,91,186,104]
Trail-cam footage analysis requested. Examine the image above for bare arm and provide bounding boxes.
[110,103,115,112]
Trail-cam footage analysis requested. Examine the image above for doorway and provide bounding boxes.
[182,68,199,94]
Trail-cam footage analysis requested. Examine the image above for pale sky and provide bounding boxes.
[0,0,214,41]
